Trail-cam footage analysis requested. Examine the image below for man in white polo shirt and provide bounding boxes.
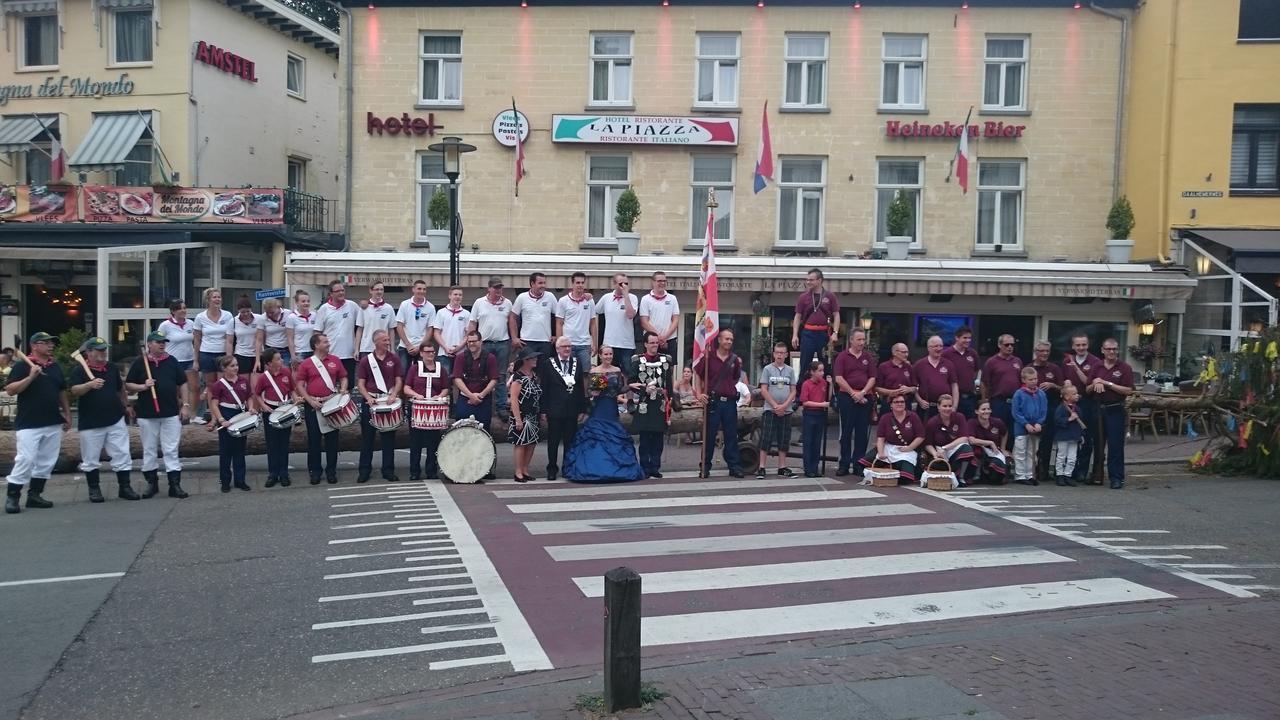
[355,280,397,358]
[395,279,437,369]
[639,270,681,354]
[314,280,361,379]
[431,285,471,375]
[596,273,638,370]
[555,271,597,372]
[470,276,513,416]
[510,271,556,358]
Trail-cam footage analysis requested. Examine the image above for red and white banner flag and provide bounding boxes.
[693,197,720,364]
[955,106,973,194]
[513,98,526,197]
[50,136,66,182]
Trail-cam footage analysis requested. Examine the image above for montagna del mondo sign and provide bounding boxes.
[885,120,1027,139]
[552,115,739,146]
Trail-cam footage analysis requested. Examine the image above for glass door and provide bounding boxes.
[97,243,217,360]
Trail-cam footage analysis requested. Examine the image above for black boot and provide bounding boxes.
[26,478,53,509]
[142,470,160,499]
[167,471,188,499]
[86,470,105,503]
[117,471,140,500]
[1055,474,1068,487]
[1063,475,1078,487]
[5,483,21,514]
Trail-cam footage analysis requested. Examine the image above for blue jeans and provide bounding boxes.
[1075,396,1099,481]
[439,355,454,376]
[957,393,977,421]
[836,394,872,471]
[703,398,741,473]
[991,397,1014,451]
[483,340,511,412]
[802,410,826,475]
[613,347,635,373]
[638,431,664,475]
[571,345,592,375]
[266,347,291,366]
[799,328,829,373]
[455,395,493,428]
[1102,403,1126,486]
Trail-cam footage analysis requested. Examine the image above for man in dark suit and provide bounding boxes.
[539,336,586,481]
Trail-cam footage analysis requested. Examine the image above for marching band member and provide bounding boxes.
[510,272,556,358]
[924,394,975,487]
[432,285,471,375]
[396,279,436,369]
[790,268,839,372]
[403,339,451,481]
[297,333,348,484]
[470,276,513,419]
[875,343,918,414]
[966,399,1009,484]
[207,356,255,493]
[126,332,189,499]
[356,329,403,483]
[913,335,959,421]
[256,348,299,488]
[315,280,361,380]
[452,330,498,428]
[4,332,69,514]
[1090,338,1135,490]
[355,280,397,359]
[69,337,139,503]
[692,329,744,478]
[982,333,1024,450]
[833,329,875,477]
[860,394,925,485]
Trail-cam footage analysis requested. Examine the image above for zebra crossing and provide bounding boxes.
[447,470,1234,668]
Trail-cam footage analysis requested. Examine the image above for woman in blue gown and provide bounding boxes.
[564,346,644,484]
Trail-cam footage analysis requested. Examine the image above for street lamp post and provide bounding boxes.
[427,136,477,287]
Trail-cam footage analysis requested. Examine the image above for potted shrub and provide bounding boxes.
[425,187,451,253]
[883,190,914,261]
[1105,195,1135,263]
[614,187,641,255]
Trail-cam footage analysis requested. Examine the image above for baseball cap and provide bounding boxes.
[82,336,109,350]
[146,331,169,343]
[487,275,504,288]
[28,331,57,344]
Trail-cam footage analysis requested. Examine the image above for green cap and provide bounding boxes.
[28,331,57,344]
[82,336,109,351]
[146,331,169,343]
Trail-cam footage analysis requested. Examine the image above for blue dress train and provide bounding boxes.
[564,372,644,484]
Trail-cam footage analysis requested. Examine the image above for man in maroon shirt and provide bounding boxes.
[297,333,348,484]
[943,326,980,418]
[790,269,840,373]
[693,329,744,478]
[1090,338,1134,489]
[356,329,404,483]
[1031,340,1064,482]
[833,329,876,475]
[982,334,1023,449]
[875,343,917,414]
[452,330,499,434]
[1063,333,1103,483]
[913,335,959,421]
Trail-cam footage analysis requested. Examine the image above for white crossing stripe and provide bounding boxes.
[396,524,447,531]
[1086,530,1171,534]
[1116,545,1228,551]
[311,607,488,630]
[508,489,882,514]
[640,578,1174,647]
[412,593,480,606]
[326,548,451,561]
[407,572,472,582]
[522,503,932,535]
[327,490,433,500]
[318,583,475,603]
[491,477,846,498]
[401,540,455,546]
[324,562,462,580]
[573,547,1073,597]
[311,637,500,664]
[546,523,991,561]
[331,517,441,530]
[1041,523,1088,527]
[329,508,442,519]
[1173,563,1280,569]
[1124,555,1193,560]
[406,553,461,562]
[990,505,1057,509]
[1089,538,1138,543]
[1033,516,1124,521]
[1197,574,1256,580]
[330,498,438,508]
[988,510,1045,514]
[328,532,448,545]
[0,572,125,588]
[1234,586,1280,591]
[429,654,510,671]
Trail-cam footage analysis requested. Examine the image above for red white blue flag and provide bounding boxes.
[693,195,720,363]
[753,101,774,194]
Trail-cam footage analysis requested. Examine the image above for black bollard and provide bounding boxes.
[603,566,642,712]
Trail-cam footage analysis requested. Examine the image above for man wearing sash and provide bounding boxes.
[296,333,348,484]
[256,348,299,488]
[629,332,676,479]
[404,339,451,481]
[538,336,585,481]
[356,329,404,483]
[790,268,840,373]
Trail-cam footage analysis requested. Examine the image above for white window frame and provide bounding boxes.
[287,157,307,191]
[879,34,927,110]
[588,32,633,107]
[975,159,1026,251]
[782,34,828,109]
[108,7,153,68]
[694,33,740,108]
[689,155,735,246]
[585,154,630,245]
[982,36,1028,112]
[873,157,924,249]
[418,32,462,106]
[114,140,154,186]
[415,150,460,243]
[776,156,827,248]
[18,14,59,71]
[23,143,52,185]
[286,53,306,99]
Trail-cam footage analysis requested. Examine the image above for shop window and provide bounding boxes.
[1238,0,1280,41]
[690,155,734,245]
[777,156,825,247]
[586,154,629,244]
[112,8,153,65]
[976,159,1025,250]
[286,53,306,99]
[695,33,739,108]
[784,34,827,109]
[416,152,459,241]
[419,34,462,105]
[881,35,926,110]
[1230,105,1279,193]
[115,141,153,186]
[982,37,1027,111]
[21,14,58,69]
[875,158,923,248]
[589,33,632,106]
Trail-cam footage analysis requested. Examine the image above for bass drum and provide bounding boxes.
[436,418,496,484]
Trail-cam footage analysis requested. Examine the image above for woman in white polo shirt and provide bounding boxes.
[156,299,198,413]
[231,296,262,377]
[192,288,234,423]
[286,289,317,367]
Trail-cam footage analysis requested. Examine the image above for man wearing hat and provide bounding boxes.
[126,331,190,499]
[69,337,140,503]
[5,332,70,513]
[469,276,513,418]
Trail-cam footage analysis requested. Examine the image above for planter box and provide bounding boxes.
[616,231,640,255]
[884,236,912,261]
[425,229,449,253]
[1105,238,1134,264]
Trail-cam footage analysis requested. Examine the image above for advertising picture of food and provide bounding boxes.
[213,193,246,217]
[247,193,281,218]
[88,189,121,215]
[29,186,66,214]
[120,191,154,216]
[0,187,15,215]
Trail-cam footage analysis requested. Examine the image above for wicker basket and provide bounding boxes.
[922,458,957,491]
[864,457,900,487]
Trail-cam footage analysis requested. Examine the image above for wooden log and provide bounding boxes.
[602,566,643,713]
[1126,392,1219,411]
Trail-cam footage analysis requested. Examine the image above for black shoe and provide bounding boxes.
[1014,478,1033,486]
[86,470,105,504]
[804,471,819,478]
[515,475,530,483]
[142,470,160,499]
[26,478,53,509]
[234,481,251,491]
[265,477,280,488]
[779,467,795,478]
[649,471,663,479]
[326,475,338,485]
[356,475,370,484]
[1064,476,1078,487]
[755,468,766,479]
[546,470,558,481]
[409,476,421,483]
[729,470,745,478]
[5,483,21,514]
[220,484,231,493]
[1055,475,1068,487]
[425,472,439,480]
[383,474,400,483]
[698,471,710,478]
[280,477,292,487]
[167,471,188,499]
[310,476,321,485]
[1110,480,1124,489]
[834,467,849,477]
[117,472,141,500]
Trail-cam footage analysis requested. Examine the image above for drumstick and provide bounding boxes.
[140,344,161,413]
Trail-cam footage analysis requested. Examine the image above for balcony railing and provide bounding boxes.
[284,187,338,234]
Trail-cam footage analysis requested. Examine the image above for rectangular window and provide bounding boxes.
[777,156,826,246]
[286,53,305,99]
[112,9,152,65]
[695,33,739,107]
[690,155,734,244]
[875,158,923,247]
[586,154,630,243]
[976,160,1025,249]
[1231,104,1279,192]
[25,147,52,185]
[589,33,632,106]
[116,141,153,186]
[287,157,306,191]
[982,37,1027,111]
[1239,0,1280,41]
[419,34,462,105]
[784,34,827,108]
[22,14,58,69]
[880,35,926,110]
[416,152,458,240]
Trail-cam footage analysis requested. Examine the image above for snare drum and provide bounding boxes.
[369,397,404,433]
[410,398,450,430]
[225,411,261,438]
[267,403,303,430]
[320,393,359,430]
[436,418,496,484]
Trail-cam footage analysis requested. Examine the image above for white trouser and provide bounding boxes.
[1054,439,1079,477]
[1013,434,1040,480]
[138,416,182,473]
[78,418,133,473]
[6,425,63,485]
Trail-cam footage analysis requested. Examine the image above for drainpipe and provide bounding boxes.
[1089,3,1129,203]
[337,3,354,252]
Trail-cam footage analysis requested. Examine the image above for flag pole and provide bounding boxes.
[698,188,718,478]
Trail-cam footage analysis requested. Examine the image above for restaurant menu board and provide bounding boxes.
[0,185,78,222]
[83,186,285,224]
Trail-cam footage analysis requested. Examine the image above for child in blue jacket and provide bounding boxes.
[1053,383,1084,486]
[1011,366,1047,485]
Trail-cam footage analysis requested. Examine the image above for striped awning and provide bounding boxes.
[2,0,58,13]
[95,0,152,7]
[0,115,56,152]
[67,112,150,171]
